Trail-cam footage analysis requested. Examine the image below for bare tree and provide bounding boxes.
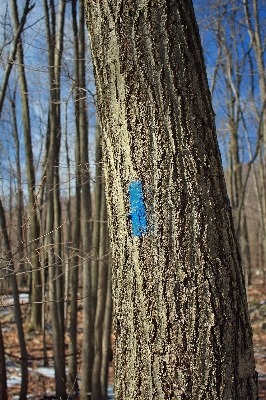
[79,0,93,396]
[43,0,67,397]
[67,0,82,391]
[9,89,26,287]
[196,0,266,284]
[243,0,266,280]
[91,130,111,400]
[10,0,42,331]
[0,0,34,116]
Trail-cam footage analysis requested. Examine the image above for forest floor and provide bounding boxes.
[2,281,266,399]
[249,280,266,400]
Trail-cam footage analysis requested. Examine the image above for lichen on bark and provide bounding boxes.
[84,1,258,399]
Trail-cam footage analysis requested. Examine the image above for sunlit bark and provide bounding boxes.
[85,1,258,398]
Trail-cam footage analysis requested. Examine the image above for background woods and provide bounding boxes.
[0,0,265,399]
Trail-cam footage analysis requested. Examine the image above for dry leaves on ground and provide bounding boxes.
[2,283,266,399]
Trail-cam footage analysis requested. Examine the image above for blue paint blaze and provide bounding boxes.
[128,180,147,236]
[227,196,232,211]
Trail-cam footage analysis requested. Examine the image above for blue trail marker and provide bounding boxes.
[227,195,232,211]
[128,180,147,237]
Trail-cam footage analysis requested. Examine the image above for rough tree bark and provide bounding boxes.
[84,1,258,399]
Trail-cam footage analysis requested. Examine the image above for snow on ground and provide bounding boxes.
[108,385,114,399]
[7,372,21,387]
[7,364,114,399]
[1,293,29,307]
[35,366,55,379]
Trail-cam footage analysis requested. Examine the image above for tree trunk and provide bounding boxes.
[91,122,103,330]
[100,255,112,400]
[68,2,81,389]
[0,199,28,400]
[54,170,65,338]
[92,181,109,400]
[10,0,42,331]
[78,1,93,398]
[84,1,258,399]
[43,0,66,397]
[0,322,7,400]
[10,95,26,287]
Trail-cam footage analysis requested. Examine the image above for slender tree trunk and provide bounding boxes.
[91,122,103,330]
[68,4,81,388]
[10,95,26,287]
[54,170,65,337]
[95,129,112,400]
[229,112,252,287]
[0,322,7,400]
[63,91,72,326]
[35,113,50,366]
[92,182,109,400]
[68,193,80,393]
[0,199,28,400]
[65,91,80,391]
[43,0,66,397]
[10,0,42,331]
[52,0,65,343]
[77,1,93,398]
[84,1,258,399]
[100,256,112,400]
[80,129,93,400]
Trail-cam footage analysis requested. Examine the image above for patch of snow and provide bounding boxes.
[1,309,12,317]
[257,369,266,380]
[108,385,114,399]
[19,293,29,300]
[254,352,266,360]
[35,366,55,378]
[0,293,29,307]
[1,326,12,332]
[7,372,21,387]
